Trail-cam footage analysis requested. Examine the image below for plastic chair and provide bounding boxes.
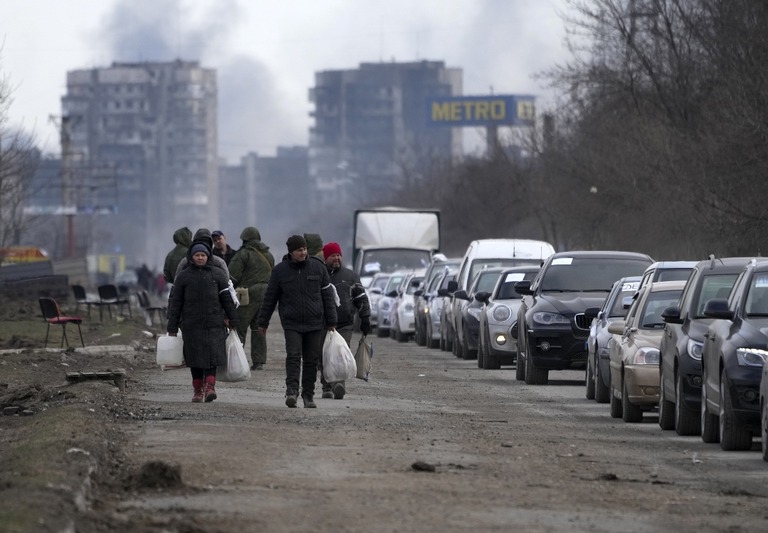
[97,284,132,320]
[39,297,84,348]
[71,284,101,318]
[137,290,167,326]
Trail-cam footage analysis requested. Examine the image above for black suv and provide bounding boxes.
[659,257,752,436]
[700,258,768,450]
[513,251,654,385]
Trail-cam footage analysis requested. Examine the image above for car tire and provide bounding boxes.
[658,370,675,430]
[445,327,453,352]
[396,328,409,343]
[461,327,475,360]
[415,321,426,346]
[762,396,768,462]
[585,355,595,400]
[622,378,643,423]
[700,373,720,444]
[594,359,610,404]
[524,343,548,385]
[377,327,388,338]
[483,334,501,370]
[719,368,752,451]
[675,372,700,436]
[477,333,485,368]
[515,344,525,381]
[609,382,623,419]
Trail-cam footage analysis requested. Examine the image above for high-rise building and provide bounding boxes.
[60,60,218,271]
[308,60,462,213]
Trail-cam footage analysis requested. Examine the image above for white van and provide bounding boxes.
[455,239,556,293]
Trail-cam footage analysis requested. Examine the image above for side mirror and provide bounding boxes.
[622,296,634,309]
[437,288,449,297]
[661,305,682,324]
[703,298,733,320]
[514,280,533,295]
[608,320,626,335]
[413,289,424,297]
[454,290,469,300]
[369,287,382,295]
[386,290,398,298]
[447,280,458,292]
[475,291,490,303]
[584,307,600,321]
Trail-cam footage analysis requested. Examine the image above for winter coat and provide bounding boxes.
[166,254,239,369]
[328,265,371,328]
[213,244,237,265]
[163,227,192,283]
[176,228,231,280]
[229,228,274,300]
[257,255,337,333]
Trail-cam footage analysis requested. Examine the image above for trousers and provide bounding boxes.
[284,329,324,397]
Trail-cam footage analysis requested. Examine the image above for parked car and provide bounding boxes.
[585,276,641,403]
[452,267,505,359]
[607,280,686,422]
[366,272,391,330]
[414,255,460,346]
[423,265,458,349]
[437,270,459,352]
[513,250,654,385]
[700,259,768,450]
[376,270,410,338]
[658,256,751,435]
[760,358,768,461]
[638,260,697,289]
[390,269,425,342]
[475,266,540,370]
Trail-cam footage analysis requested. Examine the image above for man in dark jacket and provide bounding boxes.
[211,230,237,265]
[163,227,192,284]
[320,242,371,400]
[257,235,337,408]
[229,226,274,370]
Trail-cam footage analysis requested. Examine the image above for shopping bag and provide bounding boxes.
[156,334,184,368]
[322,330,357,382]
[235,286,249,306]
[354,335,373,381]
[220,329,251,382]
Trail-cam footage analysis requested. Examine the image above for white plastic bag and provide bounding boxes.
[220,329,251,382]
[354,335,373,381]
[156,334,184,368]
[322,330,357,382]
[228,279,241,308]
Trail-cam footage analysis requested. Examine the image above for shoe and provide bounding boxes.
[332,383,345,400]
[302,395,317,408]
[251,363,264,370]
[285,394,297,408]
[204,375,217,402]
[321,390,333,399]
[192,379,204,403]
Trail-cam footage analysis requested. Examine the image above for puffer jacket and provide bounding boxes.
[257,255,337,333]
[229,227,274,297]
[163,227,192,283]
[328,265,371,328]
[175,228,230,279]
[166,254,239,369]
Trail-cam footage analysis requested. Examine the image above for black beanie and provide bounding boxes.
[286,234,307,253]
[190,243,211,256]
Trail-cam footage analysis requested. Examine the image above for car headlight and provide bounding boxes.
[381,301,391,311]
[532,311,570,326]
[492,305,511,322]
[404,303,414,313]
[735,347,768,367]
[467,307,481,319]
[424,306,430,314]
[632,347,660,365]
[686,339,703,361]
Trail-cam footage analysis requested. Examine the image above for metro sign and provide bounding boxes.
[426,95,535,127]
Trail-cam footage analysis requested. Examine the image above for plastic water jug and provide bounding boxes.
[156,335,184,366]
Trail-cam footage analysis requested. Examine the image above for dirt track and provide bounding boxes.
[3,323,768,532]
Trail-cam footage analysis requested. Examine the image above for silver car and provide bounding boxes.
[367,272,390,329]
[376,270,410,338]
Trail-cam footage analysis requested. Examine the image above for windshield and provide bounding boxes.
[745,273,768,316]
[384,274,406,294]
[472,271,503,294]
[640,289,683,329]
[361,249,431,276]
[693,274,738,318]
[541,257,651,292]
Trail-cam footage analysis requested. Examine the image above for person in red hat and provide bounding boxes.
[319,241,371,400]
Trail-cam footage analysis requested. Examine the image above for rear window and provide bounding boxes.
[693,274,738,318]
[496,271,538,300]
[541,257,651,292]
[608,281,640,317]
[656,269,693,282]
[640,289,683,329]
[470,258,540,289]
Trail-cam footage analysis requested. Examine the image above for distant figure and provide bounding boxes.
[162,227,192,284]
[136,264,153,292]
[211,230,237,265]
[175,228,230,280]
[304,233,325,261]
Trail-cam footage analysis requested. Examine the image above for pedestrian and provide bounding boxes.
[166,242,239,403]
[211,230,237,265]
[320,242,371,399]
[162,226,192,284]
[304,233,325,261]
[257,234,337,408]
[176,228,230,280]
[228,226,275,371]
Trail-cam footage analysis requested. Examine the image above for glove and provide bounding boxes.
[360,317,371,336]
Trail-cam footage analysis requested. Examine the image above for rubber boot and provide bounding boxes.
[192,379,204,403]
[204,375,217,402]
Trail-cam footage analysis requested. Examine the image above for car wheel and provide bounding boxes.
[594,358,610,404]
[461,327,475,360]
[719,368,752,451]
[377,327,389,338]
[585,355,595,400]
[658,369,675,430]
[675,371,700,436]
[609,381,623,418]
[427,321,438,350]
[483,334,501,370]
[453,330,462,357]
[445,326,453,352]
[700,372,720,444]
[396,328,409,342]
[762,396,768,462]
[524,343,548,385]
[477,332,485,368]
[515,341,526,381]
[415,320,426,346]
[622,378,643,423]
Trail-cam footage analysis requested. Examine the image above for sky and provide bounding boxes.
[2,0,571,163]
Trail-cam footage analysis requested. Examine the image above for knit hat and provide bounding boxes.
[286,234,307,253]
[323,242,342,259]
[190,243,211,256]
[304,233,323,256]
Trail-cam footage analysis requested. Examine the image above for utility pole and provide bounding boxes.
[49,114,81,258]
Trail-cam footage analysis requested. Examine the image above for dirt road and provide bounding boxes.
[3,323,768,532]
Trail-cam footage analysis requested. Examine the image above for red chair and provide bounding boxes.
[39,297,85,348]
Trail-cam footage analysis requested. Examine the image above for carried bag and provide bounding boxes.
[156,334,184,368]
[235,287,249,306]
[228,280,241,307]
[322,330,357,382]
[354,335,373,381]
[220,329,251,382]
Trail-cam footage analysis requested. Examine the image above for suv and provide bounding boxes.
[700,259,768,450]
[658,257,752,435]
[513,251,654,385]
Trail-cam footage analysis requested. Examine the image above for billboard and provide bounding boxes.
[426,95,535,127]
